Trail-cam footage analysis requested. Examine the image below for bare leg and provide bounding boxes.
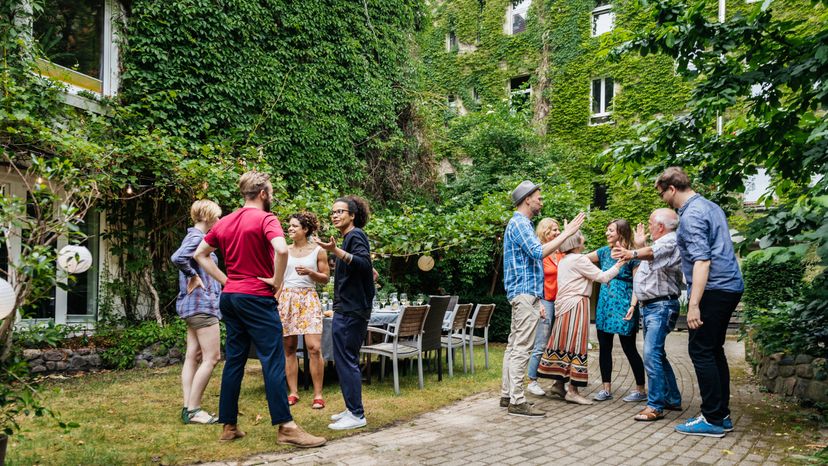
[303,333,324,400]
[182,327,200,408]
[283,335,299,398]
[187,323,221,409]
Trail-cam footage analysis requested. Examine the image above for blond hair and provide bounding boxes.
[559,231,585,253]
[535,218,560,243]
[190,199,222,224]
[239,171,271,200]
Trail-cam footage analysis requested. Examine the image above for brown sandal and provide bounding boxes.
[634,407,665,422]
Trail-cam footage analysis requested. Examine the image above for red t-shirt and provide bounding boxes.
[204,207,284,297]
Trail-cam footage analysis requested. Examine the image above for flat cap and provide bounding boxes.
[511,180,540,206]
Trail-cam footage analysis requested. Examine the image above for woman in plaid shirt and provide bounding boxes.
[171,200,223,425]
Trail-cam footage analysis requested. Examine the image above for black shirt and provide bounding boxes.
[333,228,375,320]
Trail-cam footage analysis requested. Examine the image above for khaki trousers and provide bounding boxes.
[500,294,542,405]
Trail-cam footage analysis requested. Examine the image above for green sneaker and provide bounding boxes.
[181,407,188,424]
[507,402,546,417]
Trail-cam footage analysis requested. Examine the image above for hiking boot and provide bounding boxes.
[278,424,327,448]
[219,424,246,442]
[675,415,725,438]
[507,402,546,417]
[593,389,613,401]
[527,381,546,396]
[500,396,510,408]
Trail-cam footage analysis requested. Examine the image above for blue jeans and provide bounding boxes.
[528,300,555,381]
[333,312,369,417]
[642,299,681,412]
[218,293,292,426]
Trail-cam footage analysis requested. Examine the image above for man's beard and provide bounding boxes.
[263,197,272,212]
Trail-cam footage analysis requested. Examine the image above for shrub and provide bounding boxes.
[98,320,190,370]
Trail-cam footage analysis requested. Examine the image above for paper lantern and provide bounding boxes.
[0,278,14,320]
[417,255,435,272]
[57,245,93,274]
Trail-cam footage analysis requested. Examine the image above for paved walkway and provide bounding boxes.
[204,331,789,465]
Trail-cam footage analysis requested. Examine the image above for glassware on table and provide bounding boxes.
[415,294,427,305]
[390,292,399,311]
[400,293,408,307]
[377,291,388,309]
[372,298,380,311]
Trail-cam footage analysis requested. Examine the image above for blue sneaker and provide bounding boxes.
[722,415,733,432]
[622,391,647,402]
[593,389,613,401]
[675,415,725,438]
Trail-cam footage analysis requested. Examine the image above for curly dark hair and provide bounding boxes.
[288,211,319,237]
[336,195,371,228]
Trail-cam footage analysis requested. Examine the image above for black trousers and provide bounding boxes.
[597,329,646,386]
[688,290,742,426]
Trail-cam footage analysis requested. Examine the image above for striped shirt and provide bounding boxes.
[502,212,544,301]
[171,228,222,319]
[633,231,683,302]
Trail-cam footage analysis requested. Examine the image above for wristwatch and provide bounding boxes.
[632,250,638,259]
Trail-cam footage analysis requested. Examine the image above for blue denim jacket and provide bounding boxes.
[677,194,744,293]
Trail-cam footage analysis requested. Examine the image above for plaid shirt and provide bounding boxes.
[502,212,544,301]
[171,228,222,319]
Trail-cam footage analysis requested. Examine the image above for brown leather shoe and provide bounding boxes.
[219,424,246,441]
[278,424,327,448]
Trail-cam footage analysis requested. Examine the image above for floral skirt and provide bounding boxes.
[537,296,590,387]
[278,287,323,336]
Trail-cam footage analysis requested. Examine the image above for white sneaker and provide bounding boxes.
[330,409,349,422]
[527,381,546,396]
[327,411,367,430]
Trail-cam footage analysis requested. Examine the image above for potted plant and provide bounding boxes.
[675,294,689,331]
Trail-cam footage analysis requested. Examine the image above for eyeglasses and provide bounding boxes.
[657,187,670,198]
[330,209,350,217]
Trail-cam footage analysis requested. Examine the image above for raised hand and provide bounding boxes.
[634,223,647,248]
[563,212,586,236]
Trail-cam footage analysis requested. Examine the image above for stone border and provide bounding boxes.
[752,351,827,404]
[22,342,184,375]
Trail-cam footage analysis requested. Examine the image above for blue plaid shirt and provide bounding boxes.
[171,228,222,319]
[503,212,544,301]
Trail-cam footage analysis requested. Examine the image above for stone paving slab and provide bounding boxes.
[200,331,786,466]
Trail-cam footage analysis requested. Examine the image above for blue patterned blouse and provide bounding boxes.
[595,246,639,336]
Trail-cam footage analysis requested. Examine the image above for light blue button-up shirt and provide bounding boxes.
[502,212,544,301]
[677,194,744,293]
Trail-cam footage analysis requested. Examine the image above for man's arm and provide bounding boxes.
[612,245,655,261]
[686,260,710,330]
[258,237,289,291]
[194,240,227,286]
[540,212,586,258]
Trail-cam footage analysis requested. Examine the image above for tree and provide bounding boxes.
[604,0,828,355]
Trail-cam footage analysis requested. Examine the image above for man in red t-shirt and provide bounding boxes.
[194,171,325,448]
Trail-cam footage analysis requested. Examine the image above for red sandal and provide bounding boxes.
[311,398,325,409]
[287,395,299,406]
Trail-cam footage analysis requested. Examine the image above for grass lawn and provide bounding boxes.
[8,345,505,465]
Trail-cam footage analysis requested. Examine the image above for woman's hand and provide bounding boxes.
[314,235,337,252]
[623,305,635,321]
[295,265,311,276]
[187,275,205,294]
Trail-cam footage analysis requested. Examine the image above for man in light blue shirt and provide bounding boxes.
[500,180,584,417]
[656,167,744,438]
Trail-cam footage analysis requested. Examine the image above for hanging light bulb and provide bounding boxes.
[126,183,134,195]
[36,176,44,185]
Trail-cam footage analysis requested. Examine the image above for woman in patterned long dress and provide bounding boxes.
[538,231,627,405]
[586,219,646,402]
[279,212,330,409]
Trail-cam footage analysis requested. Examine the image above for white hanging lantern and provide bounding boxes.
[57,245,93,274]
[0,278,15,320]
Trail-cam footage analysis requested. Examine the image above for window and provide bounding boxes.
[592,183,609,210]
[592,1,614,37]
[448,95,459,114]
[508,0,531,35]
[444,173,457,184]
[446,31,459,53]
[509,76,531,111]
[472,87,480,105]
[590,77,614,124]
[33,0,120,96]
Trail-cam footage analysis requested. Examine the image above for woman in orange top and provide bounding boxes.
[526,218,565,397]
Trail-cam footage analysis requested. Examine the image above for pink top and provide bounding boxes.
[204,207,285,296]
[555,253,621,316]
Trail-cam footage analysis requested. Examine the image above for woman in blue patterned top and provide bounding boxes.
[586,219,646,402]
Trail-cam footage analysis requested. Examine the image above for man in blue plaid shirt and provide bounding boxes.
[501,180,585,417]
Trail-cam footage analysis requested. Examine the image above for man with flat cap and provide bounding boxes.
[501,180,585,417]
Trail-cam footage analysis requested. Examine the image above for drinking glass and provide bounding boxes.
[400,293,408,306]
[377,291,388,309]
[416,294,427,305]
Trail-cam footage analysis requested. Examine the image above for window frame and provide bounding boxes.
[591,3,615,37]
[446,31,459,53]
[509,75,532,111]
[590,77,615,125]
[507,0,531,36]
